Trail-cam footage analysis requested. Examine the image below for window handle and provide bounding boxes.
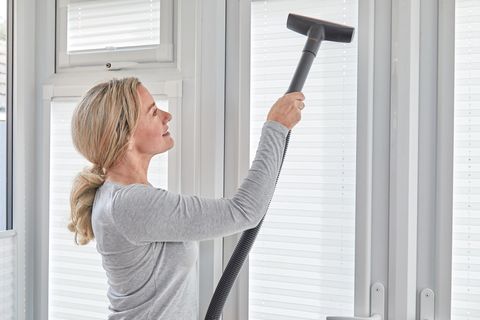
[105,61,139,71]
[419,288,434,320]
[327,315,381,320]
[326,282,385,320]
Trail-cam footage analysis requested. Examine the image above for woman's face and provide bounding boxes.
[131,84,174,155]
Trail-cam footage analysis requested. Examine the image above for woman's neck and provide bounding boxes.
[105,151,152,185]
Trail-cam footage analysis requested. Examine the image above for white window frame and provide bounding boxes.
[434,0,455,314]
[415,0,457,319]
[56,0,175,70]
[414,0,455,319]
[39,80,182,318]
[387,0,421,318]
[43,82,181,320]
[223,0,395,319]
[29,1,227,319]
[433,0,454,318]
[13,0,38,317]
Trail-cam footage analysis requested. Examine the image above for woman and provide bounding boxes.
[68,77,305,319]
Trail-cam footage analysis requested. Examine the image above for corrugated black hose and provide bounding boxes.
[204,129,291,320]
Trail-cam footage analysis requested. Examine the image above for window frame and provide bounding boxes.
[31,1,227,319]
[55,0,175,70]
[14,0,40,317]
[223,0,389,319]
[414,0,456,319]
[43,83,182,319]
[433,0,455,318]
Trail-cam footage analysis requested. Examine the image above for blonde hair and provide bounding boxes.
[68,77,142,245]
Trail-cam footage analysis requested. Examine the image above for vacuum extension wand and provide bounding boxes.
[204,14,354,320]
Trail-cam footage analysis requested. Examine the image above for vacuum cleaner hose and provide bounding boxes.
[204,13,354,320]
[204,131,291,320]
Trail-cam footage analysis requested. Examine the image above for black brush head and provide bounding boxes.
[287,13,354,43]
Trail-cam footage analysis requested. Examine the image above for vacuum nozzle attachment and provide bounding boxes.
[287,13,355,56]
[286,13,355,93]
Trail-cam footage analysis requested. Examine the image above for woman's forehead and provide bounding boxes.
[138,85,154,109]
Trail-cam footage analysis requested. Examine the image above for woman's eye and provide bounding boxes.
[153,109,157,116]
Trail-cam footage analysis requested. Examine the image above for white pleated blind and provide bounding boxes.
[0,232,16,320]
[0,7,8,230]
[249,1,358,319]
[0,36,5,230]
[48,99,168,319]
[452,1,480,319]
[66,0,160,52]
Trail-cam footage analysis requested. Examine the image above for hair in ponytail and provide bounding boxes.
[68,77,142,245]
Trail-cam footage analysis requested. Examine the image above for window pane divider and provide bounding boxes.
[387,0,421,318]
[436,0,455,318]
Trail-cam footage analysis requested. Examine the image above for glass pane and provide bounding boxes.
[48,98,168,319]
[249,1,358,319]
[0,0,8,231]
[66,0,160,53]
[452,1,480,319]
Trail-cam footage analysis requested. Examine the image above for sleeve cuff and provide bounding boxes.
[264,120,290,136]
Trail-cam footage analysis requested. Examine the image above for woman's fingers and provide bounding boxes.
[296,100,305,110]
[285,91,305,101]
[266,92,305,130]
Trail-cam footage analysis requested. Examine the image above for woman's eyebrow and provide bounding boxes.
[147,102,156,113]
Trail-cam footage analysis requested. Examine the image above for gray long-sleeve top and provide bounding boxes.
[91,120,290,319]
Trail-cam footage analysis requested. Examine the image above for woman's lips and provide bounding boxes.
[162,126,169,136]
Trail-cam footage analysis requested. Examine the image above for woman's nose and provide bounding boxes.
[163,111,172,122]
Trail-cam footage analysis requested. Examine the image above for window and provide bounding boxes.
[56,0,174,68]
[48,98,169,319]
[40,1,216,319]
[66,0,160,52]
[249,0,358,318]
[451,0,480,318]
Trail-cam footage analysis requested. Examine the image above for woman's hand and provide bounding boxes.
[266,92,305,130]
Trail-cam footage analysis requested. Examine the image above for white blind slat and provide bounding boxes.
[249,1,358,319]
[66,0,160,52]
[452,0,480,319]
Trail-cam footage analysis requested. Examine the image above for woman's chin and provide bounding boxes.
[164,137,174,149]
